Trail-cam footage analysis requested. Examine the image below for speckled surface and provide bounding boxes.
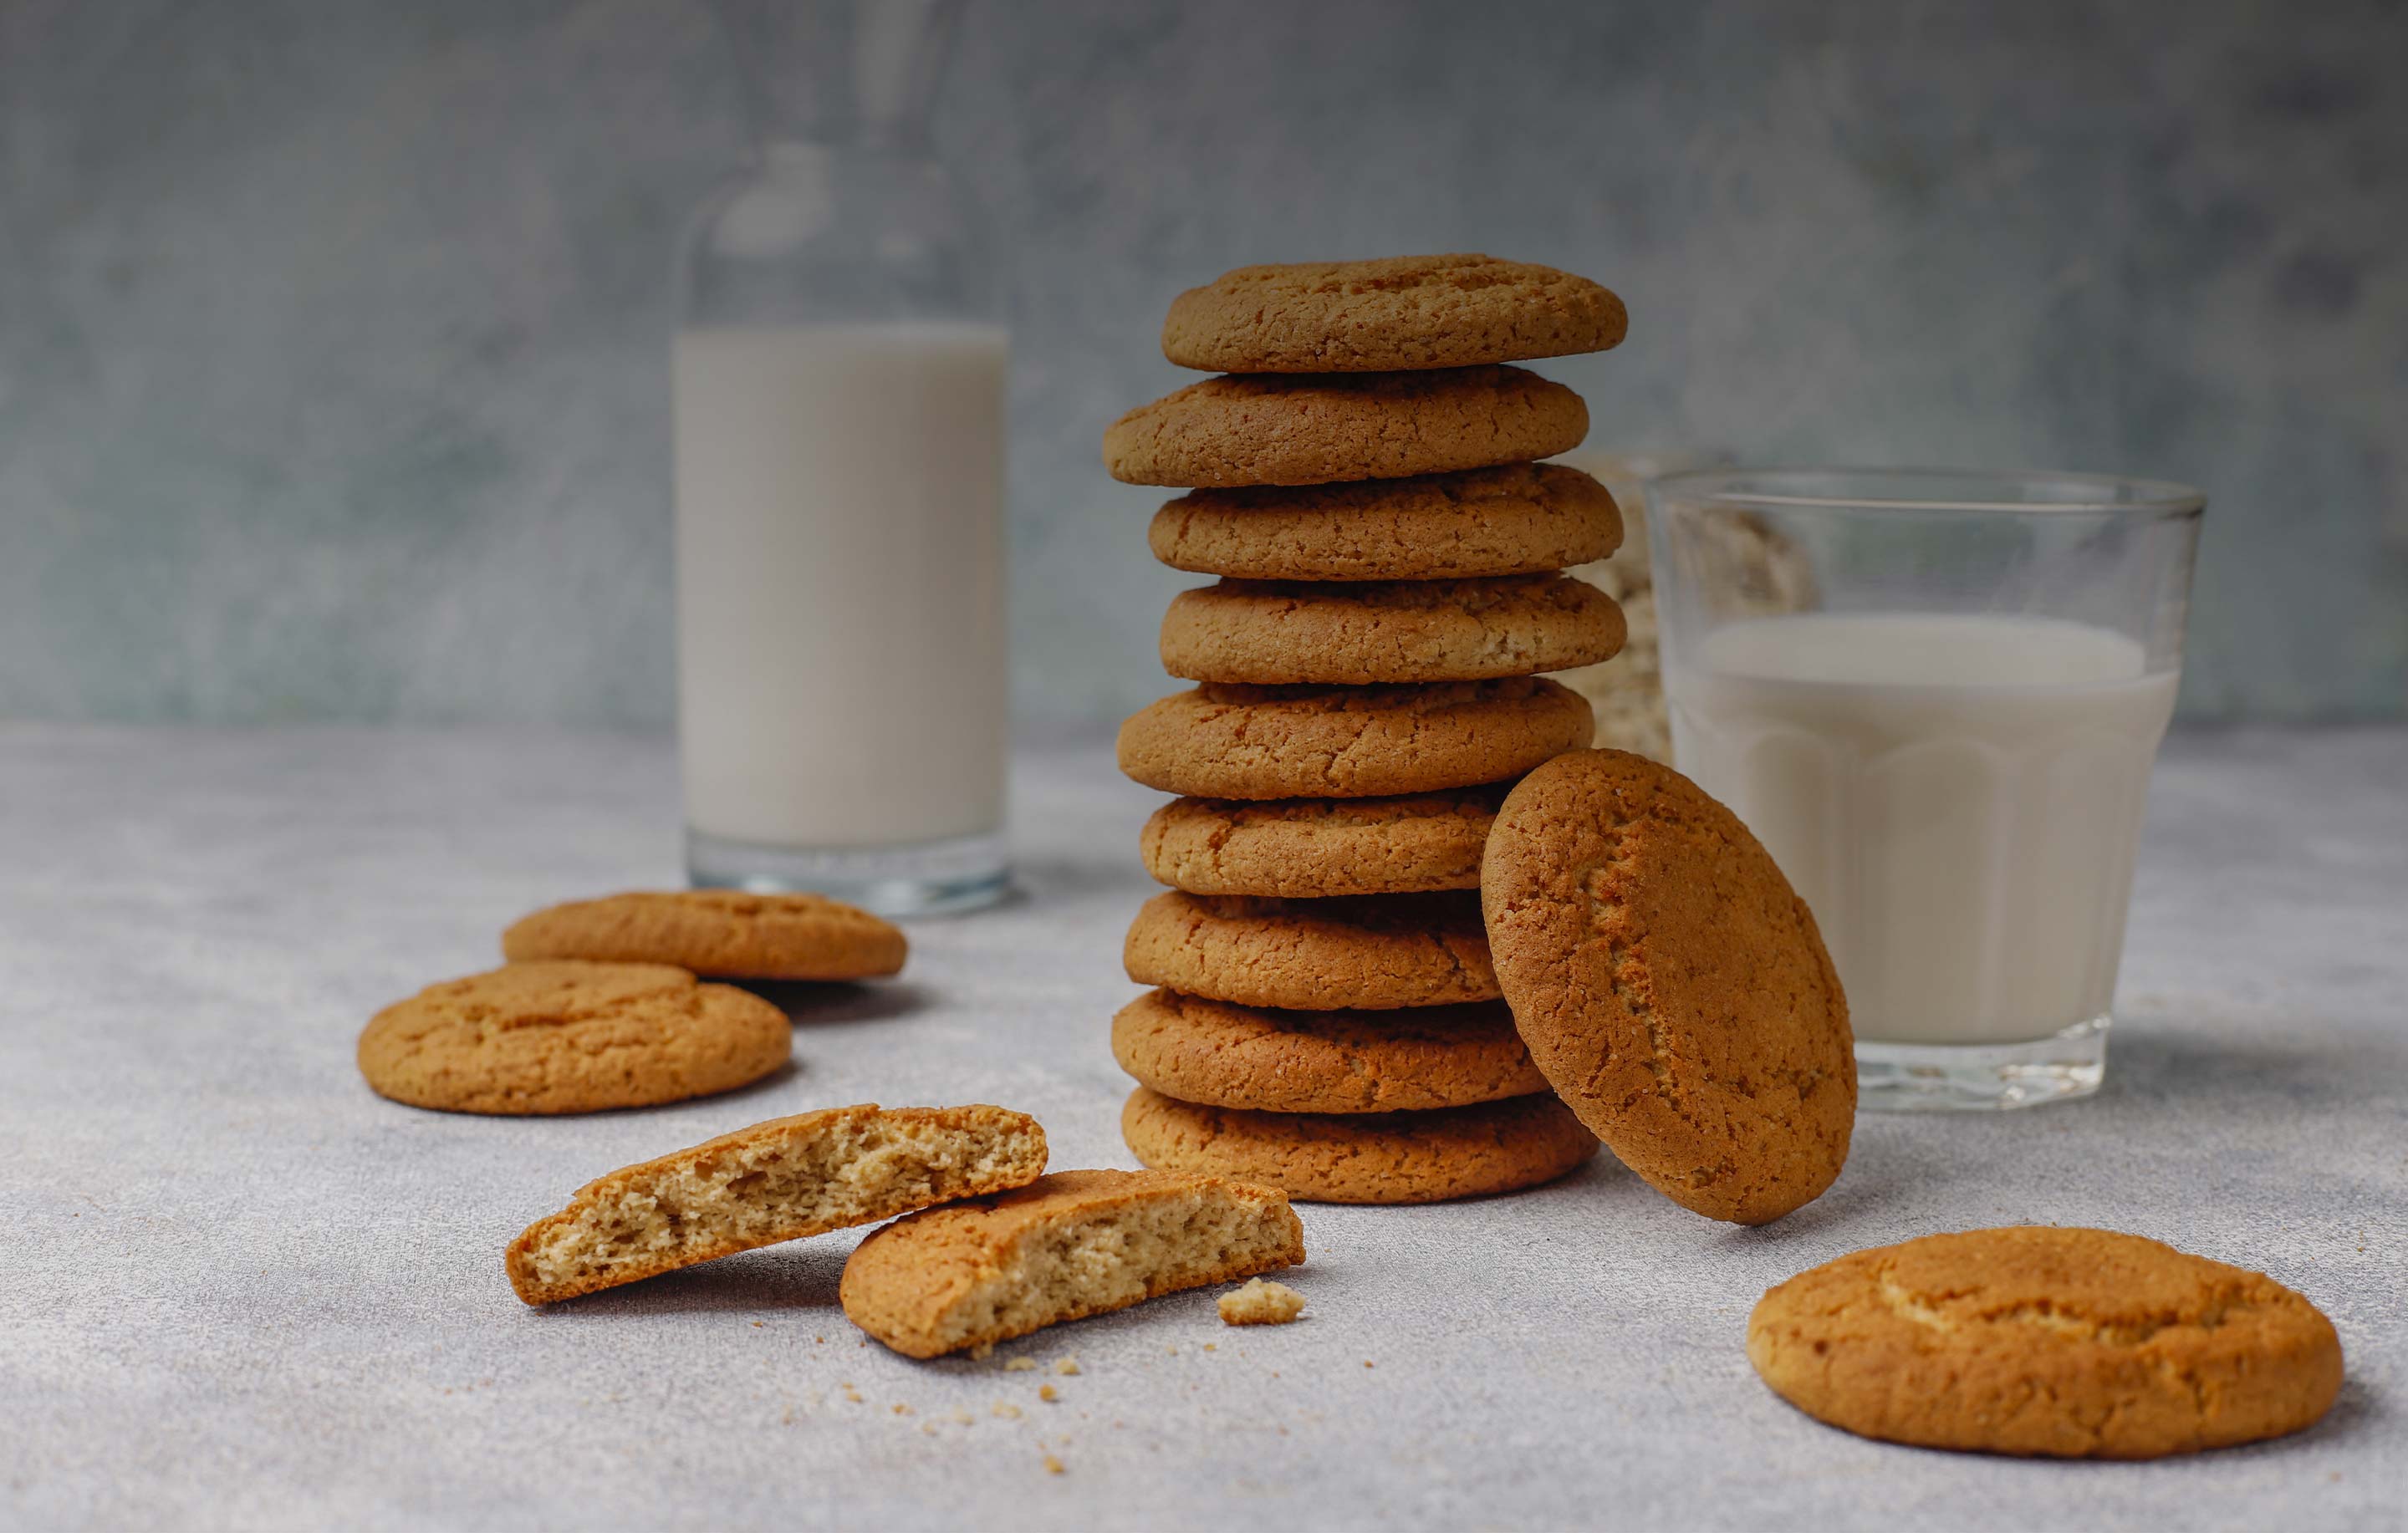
[2,725,2402,1530]
[2,1,2403,727]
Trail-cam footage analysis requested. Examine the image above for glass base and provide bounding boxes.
[686,827,1009,917]
[1855,1015,2109,1113]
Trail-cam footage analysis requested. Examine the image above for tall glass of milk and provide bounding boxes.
[675,0,1008,914]
[1646,469,2204,1109]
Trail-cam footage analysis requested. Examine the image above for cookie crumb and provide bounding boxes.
[993,1403,1023,1419]
[1003,1357,1038,1373]
[1053,1357,1081,1376]
[1218,1277,1306,1327]
[1043,1454,1065,1475]
[892,1403,912,1416]
[1038,1385,1059,1403]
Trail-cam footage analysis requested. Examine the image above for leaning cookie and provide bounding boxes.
[1149,465,1621,583]
[1160,574,1625,685]
[1124,890,1497,1011]
[1118,679,1593,801]
[1747,1228,2345,1459]
[1140,785,1507,898]
[502,889,905,980]
[507,1104,1048,1304]
[1113,990,1546,1114]
[1161,254,1627,374]
[1121,1087,1596,1204]
[357,961,790,1115]
[839,1169,1303,1358]
[1482,751,1854,1224]
[1104,366,1587,488]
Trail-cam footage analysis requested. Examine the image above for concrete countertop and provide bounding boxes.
[3,723,2401,1532]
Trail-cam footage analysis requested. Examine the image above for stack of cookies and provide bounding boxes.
[1100,254,1634,1204]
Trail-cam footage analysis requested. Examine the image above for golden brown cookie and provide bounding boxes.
[506,1104,1048,1304]
[1124,890,1496,1011]
[1120,1087,1596,1204]
[1103,366,1587,488]
[1161,254,1628,374]
[1117,679,1593,801]
[1140,784,1505,898]
[1747,1228,2346,1459]
[1160,574,1625,685]
[356,961,790,1116]
[1149,464,1621,582]
[1481,751,1854,1224]
[501,889,906,980]
[839,1169,1303,1358]
[1113,989,1545,1114]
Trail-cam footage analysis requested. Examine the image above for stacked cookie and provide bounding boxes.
[1102,254,1632,1204]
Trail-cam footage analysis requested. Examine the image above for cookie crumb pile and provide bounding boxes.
[1105,254,1630,1203]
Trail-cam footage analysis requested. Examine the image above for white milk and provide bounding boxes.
[674,323,1008,848]
[1666,614,2179,1046]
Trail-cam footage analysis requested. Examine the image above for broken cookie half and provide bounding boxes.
[507,1103,1048,1305]
[839,1169,1304,1358]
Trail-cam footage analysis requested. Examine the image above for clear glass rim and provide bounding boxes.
[1651,466,2204,519]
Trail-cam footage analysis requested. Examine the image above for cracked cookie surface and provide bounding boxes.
[1124,890,1497,1011]
[1480,749,1854,1224]
[1140,784,1506,898]
[1747,1227,2344,1458]
[357,960,791,1115]
[1113,989,1545,1113]
[1120,1087,1596,1204]
[1117,678,1592,801]
[1149,464,1620,582]
[1160,254,1626,374]
[503,889,906,980]
[1103,366,1587,488]
[1160,574,1624,685]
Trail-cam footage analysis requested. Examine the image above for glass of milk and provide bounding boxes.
[1646,469,2204,1110]
[673,0,1008,914]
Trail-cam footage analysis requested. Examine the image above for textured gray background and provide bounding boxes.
[3,0,2404,726]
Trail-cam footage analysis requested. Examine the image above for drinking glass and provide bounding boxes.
[1645,468,2204,1109]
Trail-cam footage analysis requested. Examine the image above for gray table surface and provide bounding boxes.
[3,722,2402,1532]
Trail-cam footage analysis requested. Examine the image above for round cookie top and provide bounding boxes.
[1113,990,1546,1114]
[356,960,791,1115]
[1160,574,1625,686]
[1121,1087,1597,1204]
[1125,889,1497,1011]
[1117,678,1593,800]
[1103,366,1588,488]
[1747,1227,2345,1459]
[1150,464,1621,582]
[502,889,906,980]
[1161,254,1627,374]
[1481,749,1854,1224]
[1140,784,1507,898]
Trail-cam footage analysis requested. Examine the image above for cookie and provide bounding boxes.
[839,1169,1304,1358]
[502,889,906,980]
[356,961,790,1116]
[1148,464,1621,582]
[1481,751,1854,1224]
[1113,989,1546,1114]
[1160,574,1625,685]
[506,1104,1048,1304]
[1140,785,1505,898]
[1117,678,1593,801]
[1161,254,1628,374]
[1120,1087,1596,1204]
[1103,366,1588,488]
[1747,1228,2346,1459]
[1124,890,1497,1011]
